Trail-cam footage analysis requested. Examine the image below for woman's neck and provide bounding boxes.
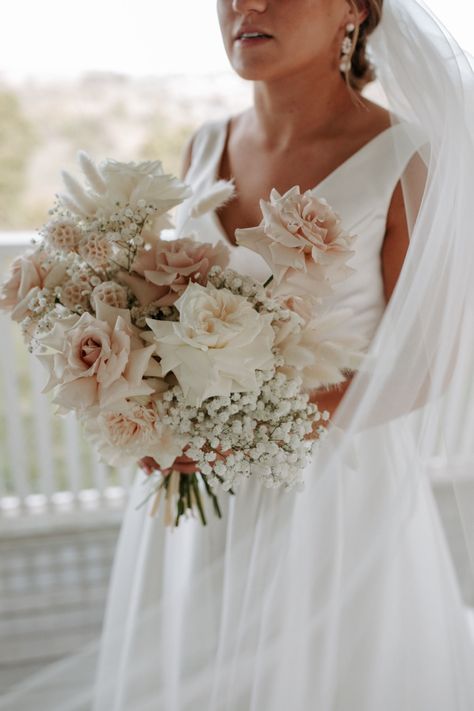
[251,69,365,150]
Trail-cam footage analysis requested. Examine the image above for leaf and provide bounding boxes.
[60,170,97,215]
[77,150,107,195]
[190,178,236,218]
[56,191,88,218]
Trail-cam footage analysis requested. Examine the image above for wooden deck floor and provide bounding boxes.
[0,483,473,699]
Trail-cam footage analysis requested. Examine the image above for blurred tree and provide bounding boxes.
[139,110,197,179]
[0,87,37,229]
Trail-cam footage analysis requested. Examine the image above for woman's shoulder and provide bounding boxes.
[351,97,393,142]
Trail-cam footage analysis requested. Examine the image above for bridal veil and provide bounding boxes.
[1,0,474,708]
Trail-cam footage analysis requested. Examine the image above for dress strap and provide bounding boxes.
[174,118,227,238]
[184,118,227,188]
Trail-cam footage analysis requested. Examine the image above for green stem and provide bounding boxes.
[186,475,193,512]
[175,482,186,527]
[201,475,223,519]
[191,478,207,526]
[213,473,235,497]
[263,274,274,289]
[134,477,165,512]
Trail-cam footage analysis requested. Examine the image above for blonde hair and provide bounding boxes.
[344,0,384,95]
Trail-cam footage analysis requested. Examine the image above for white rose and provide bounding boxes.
[146,282,275,406]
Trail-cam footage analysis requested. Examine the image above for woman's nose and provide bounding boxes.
[232,0,268,13]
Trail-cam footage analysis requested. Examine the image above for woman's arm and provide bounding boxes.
[381,151,427,300]
[309,154,427,421]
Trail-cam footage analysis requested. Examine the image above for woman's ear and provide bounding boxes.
[345,0,369,26]
[357,0,370,24]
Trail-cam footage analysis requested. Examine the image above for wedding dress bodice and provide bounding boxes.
[175,115,427,349]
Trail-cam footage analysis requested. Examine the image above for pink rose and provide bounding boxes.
[235,186,356,298]
[37,299,163,411]
[79,398,185,468]
[0,246,67,322]
[118,236,230,307]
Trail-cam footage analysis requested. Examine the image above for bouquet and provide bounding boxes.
[0,151,364,527]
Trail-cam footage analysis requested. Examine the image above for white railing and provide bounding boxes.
[0,232,135,515]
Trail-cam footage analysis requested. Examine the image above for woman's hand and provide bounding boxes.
[306,375,354,435]
[138,445,232,477]
[138,454,198,476]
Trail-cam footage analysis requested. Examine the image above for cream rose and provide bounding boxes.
[235,186,356,298]
[79,399,186,468]
[0,246,67,322]
[37,299,163,412]
[145,282,275,406]
[118,236,230,307]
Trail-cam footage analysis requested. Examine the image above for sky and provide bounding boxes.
[1,0,472,81]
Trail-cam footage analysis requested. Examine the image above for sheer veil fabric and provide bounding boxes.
[2,0,474,708]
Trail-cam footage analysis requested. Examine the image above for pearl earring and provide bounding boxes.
[340,22,355,73]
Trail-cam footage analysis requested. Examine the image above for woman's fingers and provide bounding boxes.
[138,448,234,477]
[138,456,160,474]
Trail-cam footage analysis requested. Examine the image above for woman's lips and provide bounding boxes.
[234,35,273,46]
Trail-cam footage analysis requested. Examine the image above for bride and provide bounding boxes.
[1,0,474,709]
[96,0,474,708]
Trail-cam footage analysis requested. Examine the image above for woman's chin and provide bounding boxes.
[230,62,280,82]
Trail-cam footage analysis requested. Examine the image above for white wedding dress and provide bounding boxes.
[90,116,474,710]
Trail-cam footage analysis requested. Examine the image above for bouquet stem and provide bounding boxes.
[137,469,235,528]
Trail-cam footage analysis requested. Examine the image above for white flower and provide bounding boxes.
[274,297,365,389]
[37,299,163,412]
[80,398,186,468]
[58,151,192,224]
[145,282,275,406]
